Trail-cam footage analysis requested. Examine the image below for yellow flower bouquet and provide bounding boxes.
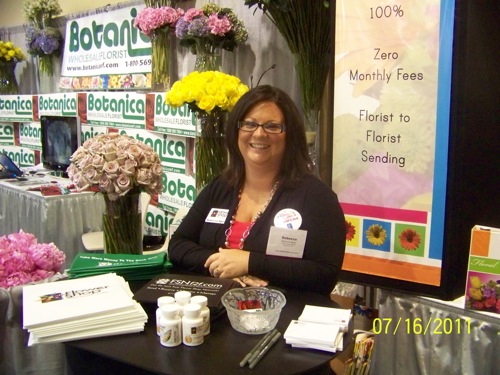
[166,70,249,115]
[166,71,249,188]
[0,40,26,94]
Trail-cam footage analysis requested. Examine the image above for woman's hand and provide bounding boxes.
[234,274,269,287]
[205,248,249,278]
[205,248,269,287]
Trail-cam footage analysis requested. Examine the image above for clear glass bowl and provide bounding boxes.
[221,287,286,335]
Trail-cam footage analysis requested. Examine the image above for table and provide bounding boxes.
[65,287,350,375]
[0,177,105,269]
[371,289,500,375]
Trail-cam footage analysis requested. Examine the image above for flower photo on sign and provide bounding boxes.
[465,273,500,314]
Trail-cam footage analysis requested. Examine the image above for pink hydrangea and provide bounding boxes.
[207,14,231,36]
[133,6,184,37]
[0,230,65,288]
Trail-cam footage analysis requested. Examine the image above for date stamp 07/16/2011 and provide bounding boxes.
[372,317,473,335]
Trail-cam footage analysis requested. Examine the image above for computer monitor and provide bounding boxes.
[40,115,81,177]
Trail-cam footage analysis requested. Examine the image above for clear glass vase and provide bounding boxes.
[194,50,222,72]
[102,192,143,254]
[305,109,320,175]
[195,112,226,189]
[151,29,171,91]
[0,60,19,95]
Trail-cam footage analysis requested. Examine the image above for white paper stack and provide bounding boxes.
[284,305,352,353]
[23,273,148,345]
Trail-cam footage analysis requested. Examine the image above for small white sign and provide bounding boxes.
[205,208,229,224]
[266,227,307,258]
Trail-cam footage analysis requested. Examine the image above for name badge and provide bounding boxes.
[266,227,307,258]
[274,209,302,229]
[205,208,229,224]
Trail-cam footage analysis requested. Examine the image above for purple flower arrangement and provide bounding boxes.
[175,3,248,55]
[25,25,62,56]
[0,230,65,288]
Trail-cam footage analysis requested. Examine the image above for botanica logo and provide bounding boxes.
[0,96,32,114]
[67,7,149,58]
[38,94,77,116]
[87,93,145,120]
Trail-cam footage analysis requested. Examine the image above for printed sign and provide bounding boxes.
[146,93,197,137]
[332,0,455,286]
[60,5,152,91]
[159,171,196,214]
[0,95,33,122]
[82,91,146,129]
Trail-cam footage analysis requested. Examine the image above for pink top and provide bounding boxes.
[226,220,251,249]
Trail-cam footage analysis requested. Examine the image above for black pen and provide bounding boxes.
[239,329,277,367]
[248,331,282,369]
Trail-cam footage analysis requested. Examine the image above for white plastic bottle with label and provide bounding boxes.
[182,303,204,346]
[191,295,210,335]
[174,290,191,318]
[159,304,182,347]
[156,296,175,336]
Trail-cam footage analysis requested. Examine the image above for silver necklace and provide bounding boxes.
[224,181,279,249]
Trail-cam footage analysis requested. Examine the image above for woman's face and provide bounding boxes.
[238,101,286,173]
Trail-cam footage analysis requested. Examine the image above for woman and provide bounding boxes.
[168,85,346,295]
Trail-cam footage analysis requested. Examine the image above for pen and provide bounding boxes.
[248,331,282,369]
[239,329,277,367]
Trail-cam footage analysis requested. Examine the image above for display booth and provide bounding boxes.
[0,0,499,374]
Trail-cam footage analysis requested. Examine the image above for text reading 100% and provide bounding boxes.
[370,5,404,19]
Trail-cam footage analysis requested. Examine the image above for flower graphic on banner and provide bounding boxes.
[366,224,387,246]
[465,273,500,313]
[0,230,65,288]
[398,228,421,251]
[346,221,356,242]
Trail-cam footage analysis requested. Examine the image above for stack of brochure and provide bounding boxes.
[23,273,148,345]
[67,252,172,280]
[284,305,352,353]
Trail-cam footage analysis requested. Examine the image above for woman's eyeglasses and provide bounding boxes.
[238,120,286,134]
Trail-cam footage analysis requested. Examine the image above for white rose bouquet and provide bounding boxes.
[67,133,164,254]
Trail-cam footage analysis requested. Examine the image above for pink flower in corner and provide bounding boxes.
[0,230,65,288]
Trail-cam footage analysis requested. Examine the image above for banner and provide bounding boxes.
[332,0,455,286]
[60,5,151,91]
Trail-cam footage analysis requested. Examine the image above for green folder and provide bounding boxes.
[68,252,172,280]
